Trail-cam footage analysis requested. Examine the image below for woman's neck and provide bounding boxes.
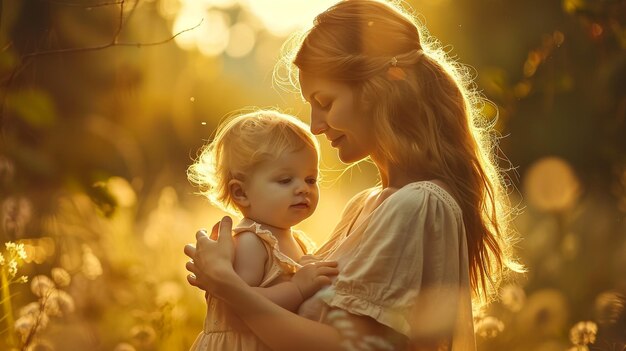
[374,157,427,189]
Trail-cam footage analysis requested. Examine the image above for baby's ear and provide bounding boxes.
[228,179,250,207]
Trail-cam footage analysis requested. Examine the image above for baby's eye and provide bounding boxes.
[278,178,292,184]
[306,178,317,185]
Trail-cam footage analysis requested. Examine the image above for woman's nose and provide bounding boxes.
[309,110,328,135]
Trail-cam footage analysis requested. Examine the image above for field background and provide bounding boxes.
[0,0,624,350]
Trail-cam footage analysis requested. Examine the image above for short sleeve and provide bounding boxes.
[320,185,465,338]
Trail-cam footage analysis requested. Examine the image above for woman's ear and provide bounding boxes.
[228,179,250,208]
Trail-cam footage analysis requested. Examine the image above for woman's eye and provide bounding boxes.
[316,100,332,111]
[278,178,292,184]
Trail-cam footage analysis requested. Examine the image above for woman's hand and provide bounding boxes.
[184,216,236,298]
[292,261,339,299]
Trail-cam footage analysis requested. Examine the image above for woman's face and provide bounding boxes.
[299,71,376,163]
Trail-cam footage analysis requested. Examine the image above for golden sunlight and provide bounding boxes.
[246,0,337,36]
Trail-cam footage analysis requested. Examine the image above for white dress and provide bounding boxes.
[298,181,476,350]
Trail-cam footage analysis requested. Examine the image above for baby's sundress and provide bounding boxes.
[189,218,315,351]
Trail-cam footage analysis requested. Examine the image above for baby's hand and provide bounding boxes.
[292,261,339,300]
[298,254,322,266]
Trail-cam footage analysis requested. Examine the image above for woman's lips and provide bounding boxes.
[331,135,345,147]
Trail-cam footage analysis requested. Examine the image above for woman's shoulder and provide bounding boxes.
[342,186,378,212]
[382,180,462,218]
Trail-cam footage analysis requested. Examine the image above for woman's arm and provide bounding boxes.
[185,218,407,351]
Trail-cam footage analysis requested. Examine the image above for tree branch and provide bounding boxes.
[0,0,202,143]
[44,0,124,8]
[18,18,202,59]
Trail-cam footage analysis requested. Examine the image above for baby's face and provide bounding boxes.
[243,147,319,229]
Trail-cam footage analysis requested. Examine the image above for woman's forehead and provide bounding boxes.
[299,72,345,99]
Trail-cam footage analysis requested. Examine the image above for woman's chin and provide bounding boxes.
[337,150,368,164]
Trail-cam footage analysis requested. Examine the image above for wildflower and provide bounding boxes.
[14,311,49,341]
[569,321,598,346]
[31,275,55,297]
[51,267,71,287]
[43,295,61,317]
[8,260,18,276]
[6,242,28,261]
[17,275,28,283]
[500,284,526,312]
[594,291,625,325]
[14,315,35,340]
[47,289,75,316]
[474,316,505,338]
[2,242,28,278]
[19,302,41,317]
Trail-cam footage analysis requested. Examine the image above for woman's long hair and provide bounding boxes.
[277,0,523,307]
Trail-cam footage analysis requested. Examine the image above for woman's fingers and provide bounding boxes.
[210,222,220,240]
[187,273,198,287]
[217,216,233,246]
[183,244,196,259]
[185,260,199,275]
[196,229,208,241]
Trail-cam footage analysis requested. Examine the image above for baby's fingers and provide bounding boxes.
[316,266,339,277]
[314,261,338,268]
[314,275,333,286]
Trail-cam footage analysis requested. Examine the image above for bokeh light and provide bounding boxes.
[524,157,581,212]
[225,22,256,58]
[245,0,337,36]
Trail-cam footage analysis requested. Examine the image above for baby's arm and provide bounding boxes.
[233,232,306,312]
[233,232,337,312]
[251,262,338,312]
[233,232,267,286]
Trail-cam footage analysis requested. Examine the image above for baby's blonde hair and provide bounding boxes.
[187,109,319,216]
[277,0,524,307]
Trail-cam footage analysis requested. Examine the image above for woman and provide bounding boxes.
[185,1,521,350]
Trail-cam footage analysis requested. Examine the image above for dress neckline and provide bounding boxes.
[345,180,462,238]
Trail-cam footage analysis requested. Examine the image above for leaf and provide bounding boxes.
[6,89,57,128]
